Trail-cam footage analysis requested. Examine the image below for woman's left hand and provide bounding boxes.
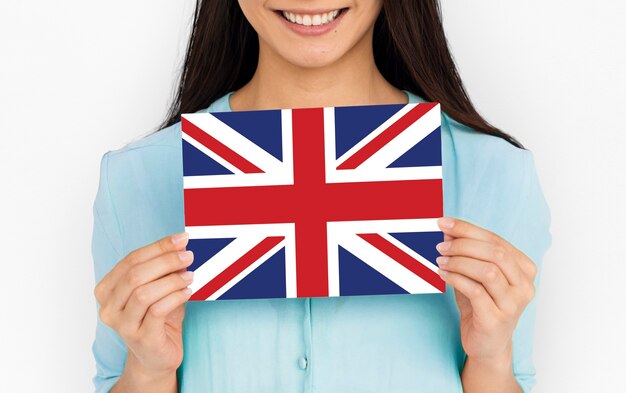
[435,216,538,364]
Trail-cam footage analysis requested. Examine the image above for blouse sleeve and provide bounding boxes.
[91,152,128,393]
[507,149,552,392]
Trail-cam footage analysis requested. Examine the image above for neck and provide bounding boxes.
[230,31,407,111]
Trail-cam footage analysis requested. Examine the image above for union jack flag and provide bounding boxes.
[181,102,445,301]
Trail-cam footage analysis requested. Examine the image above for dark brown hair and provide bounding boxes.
[159,0,523,149]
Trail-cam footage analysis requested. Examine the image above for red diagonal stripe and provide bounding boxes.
[189,236,285,300]
[182,117,264,174]
[337,102,438,170]
[357,233,446,293]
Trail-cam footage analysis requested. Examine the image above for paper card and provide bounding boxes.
[181,102,445,301]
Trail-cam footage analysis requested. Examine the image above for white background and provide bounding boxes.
[0,1,624,392]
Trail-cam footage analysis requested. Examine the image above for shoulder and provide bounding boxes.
[407,90,532,180]
[442,112,532,177]
[441,111,536,199]
[98,118,185,189]
[95,122,186,254]
[441,112,549,248]
[104,121,182,167]
[100,121,184,193]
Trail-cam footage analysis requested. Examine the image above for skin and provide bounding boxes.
[229,0,408,111]
[95,233,193,393]
[95,1,536,392]
[437,217,535,393]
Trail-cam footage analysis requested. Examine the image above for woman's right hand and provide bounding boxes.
[94,232,194,390]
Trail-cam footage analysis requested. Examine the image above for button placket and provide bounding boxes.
[302,297,313,392]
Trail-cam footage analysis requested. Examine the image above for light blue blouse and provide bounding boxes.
[91,90,551,393]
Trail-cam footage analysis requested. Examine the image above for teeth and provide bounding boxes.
[282,9,341,26]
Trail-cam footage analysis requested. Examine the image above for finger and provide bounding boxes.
[140,287,193,338]
[109,250,194,311]
[515,251,539,282]
[97,232,190,298]
[437,238,522,286]
[439,270,499,317]
[128,232,190,265]
[443,233,455,242]
[437,217,505,246]
[438,217,537,282]
[437,256,515,312]
[123,270,195,334]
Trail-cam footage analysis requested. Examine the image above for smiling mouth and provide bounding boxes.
[275,8,348,26]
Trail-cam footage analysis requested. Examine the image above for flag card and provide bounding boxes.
[181,101,445,301]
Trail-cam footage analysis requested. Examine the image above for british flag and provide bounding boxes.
[181,101,445,301]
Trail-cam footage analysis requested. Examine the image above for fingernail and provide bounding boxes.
[437,217,454,229]
[172,232,189,245]
[178,250,193,263]
[183,287,193,297]
[437,256,449,266]
[180,270,194,282]
[439,269,448,278]
[436,241,451,252]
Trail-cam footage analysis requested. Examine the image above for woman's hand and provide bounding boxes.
[94,232,194,391]
[436,217,537,392]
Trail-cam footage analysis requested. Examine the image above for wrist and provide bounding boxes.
[462,351,522,393]
[467,339,513,370]
[462,342,519,393]
[465,351,513,375]
[122,352,178,392]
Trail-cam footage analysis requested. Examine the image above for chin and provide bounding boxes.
[288,54,340,68]
[275,43,347,69]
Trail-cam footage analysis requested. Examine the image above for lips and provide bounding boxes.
[279,8,345,26]
[274,7,348,36]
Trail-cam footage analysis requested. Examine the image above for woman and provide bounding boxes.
[91,1,551,392]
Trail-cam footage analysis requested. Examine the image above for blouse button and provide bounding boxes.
[298,356,308,370]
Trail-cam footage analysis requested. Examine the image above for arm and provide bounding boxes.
[461,348,521,393]
[109,353,177,393]
[91,152,127,392]
[91,152,193,393]
[437,150,551,393]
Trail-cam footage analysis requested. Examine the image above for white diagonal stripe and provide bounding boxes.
[187,224,296,300]
[355,104,441,171]
[182,131,243,175]
[182,113,284,173]
[338,233,442,294]
[334,103,417,167]
[378,232,440,274]
[188,234,266,295]
[206,238,286,300]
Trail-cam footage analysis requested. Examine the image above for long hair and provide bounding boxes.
[158,0,524,149]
